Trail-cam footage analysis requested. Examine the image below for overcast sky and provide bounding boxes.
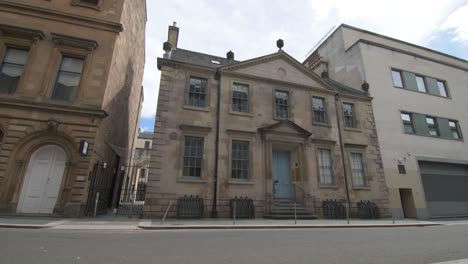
[140,0,468,132]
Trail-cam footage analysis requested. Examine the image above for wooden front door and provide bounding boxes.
[273,151,292,199]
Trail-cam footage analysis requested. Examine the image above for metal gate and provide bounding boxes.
[116,185,146,217]
[84,162,119,216]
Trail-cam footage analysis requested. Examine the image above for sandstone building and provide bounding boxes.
[145,24,389,218]
[0,0,146,216]
[305,24,468,219]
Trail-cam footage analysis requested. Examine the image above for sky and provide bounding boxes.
[140,0,468,132]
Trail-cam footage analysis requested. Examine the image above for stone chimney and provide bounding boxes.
[167,22,179,50]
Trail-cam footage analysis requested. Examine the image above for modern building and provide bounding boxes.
[145,24,389,218]
[0,0,146,216]
[305,24,468,219]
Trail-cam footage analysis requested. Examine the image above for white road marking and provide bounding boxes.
[432,259,468,264]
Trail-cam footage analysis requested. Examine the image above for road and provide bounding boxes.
[1,225,468,264]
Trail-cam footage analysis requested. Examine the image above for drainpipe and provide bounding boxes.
[212,70,221,218]
[334,93,352,217]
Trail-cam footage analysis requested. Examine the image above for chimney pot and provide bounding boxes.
[227,50,234,61]
[321,70,329,79]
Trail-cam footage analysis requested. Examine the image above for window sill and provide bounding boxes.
[183,105,211,112]
[403,132,464,142]
[318,184,339,189]
[177,178,208,184]
[228,180,255,185]
[344,127,361,132]
[229,110,253,117]
[273,116,292,122]
[352,186,371,191]
[313,122,331,128]
[394,86,451,99]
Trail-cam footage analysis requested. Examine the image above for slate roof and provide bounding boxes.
[164,48,368,98]
[167,48,238,68]
[324,78,369,97]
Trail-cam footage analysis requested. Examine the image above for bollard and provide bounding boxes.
[93,192,100,217]
[161,200,173,225]
[294,202,297,225]
[233,200,236,225]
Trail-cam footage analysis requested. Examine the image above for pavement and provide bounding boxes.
[2,225,468,264]
[0,215,456,230]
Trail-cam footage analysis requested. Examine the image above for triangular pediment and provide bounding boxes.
[259,120,311,138]
[221,52,333,90]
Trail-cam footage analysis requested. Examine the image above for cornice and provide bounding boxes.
[0,97,107,117]
[0,23,44,40]
[0,1,123,33]
[52,33,98,50]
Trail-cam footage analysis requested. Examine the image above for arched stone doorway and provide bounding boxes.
[17,145,67,214]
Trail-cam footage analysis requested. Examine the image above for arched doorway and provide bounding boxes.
[17,145,67,214]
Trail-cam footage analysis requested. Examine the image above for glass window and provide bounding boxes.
[400,113,415,134]
[415,76,427,93]
[231,140,249,180]
[0,129,3,144]
[188,77,208,107]
[232,83,249,113]
[426,117,439,136]
[183,136,204,178]
[449,120,461,139]
[51,57,84,101]
[275,90,290,118]
[391,70,403,88]
[144,141,151,149]
[81,0,99,4]
[139,168,146,178]
[350,152,366,186]
[437,80,448,97]
[312,97,327,123]
[0,48,29,94]
[317,149,333,184]
[343,103,357,128]
[398,165,406,174]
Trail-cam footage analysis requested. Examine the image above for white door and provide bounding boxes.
[17,145,67,214]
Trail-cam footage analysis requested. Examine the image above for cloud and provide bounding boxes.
[140,0,468,121]
[438,2,468,43]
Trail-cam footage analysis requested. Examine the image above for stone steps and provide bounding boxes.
[265,199,317,220]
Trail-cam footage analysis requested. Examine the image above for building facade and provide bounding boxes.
[145,24,389,218]
[305,24,468,219]
[0,0,146,216]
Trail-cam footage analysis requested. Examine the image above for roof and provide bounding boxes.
[162,47,368,98]
[167,48,238,69]
[138,132,153,139]
[324,78,368,97]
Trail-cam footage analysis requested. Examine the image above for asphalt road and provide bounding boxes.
[1,225,468,264]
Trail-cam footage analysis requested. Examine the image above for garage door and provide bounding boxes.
[420,161,468,218]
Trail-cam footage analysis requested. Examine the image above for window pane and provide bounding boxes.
[318,149,333,184]
[231,140,249,180]
[401,113,411,122]
[275,90,289,118]
[391,70,403,87]
[52,57,84,101]
[350,153,365,186]
[343,103,356,128]
[426,117,434,125]
[0,48,29,94]
[437,81,448,97]
[188,77,207,107]
[183,136,204,178]
[4,49,28,65]
[60,57,84,73]
[313,97,327,123]
[416,76,427,93]
[426,117,439,136]
[232,83,249,113]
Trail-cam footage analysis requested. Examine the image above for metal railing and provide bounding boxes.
[176,195,204,219]
[230,197,255,219]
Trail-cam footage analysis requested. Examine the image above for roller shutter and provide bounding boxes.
[419,161,468,218]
